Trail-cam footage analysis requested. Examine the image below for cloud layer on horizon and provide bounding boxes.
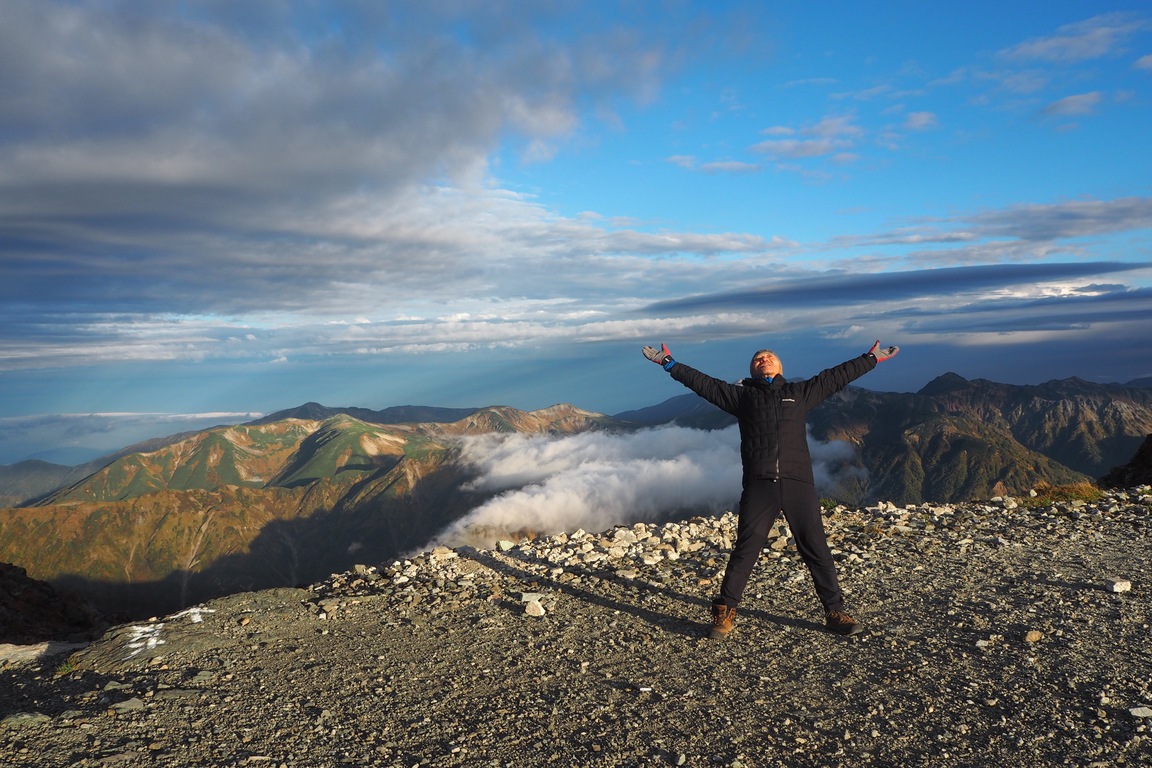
[0,411,263,466]
[2,2,1151,430]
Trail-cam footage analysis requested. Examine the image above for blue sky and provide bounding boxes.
[2,1,1151,465]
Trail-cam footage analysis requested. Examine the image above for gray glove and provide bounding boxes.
[868,340,899,362]
[642,343,673,366]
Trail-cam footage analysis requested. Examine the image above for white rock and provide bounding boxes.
[1106,578,1132,593]
[613,528,638,544]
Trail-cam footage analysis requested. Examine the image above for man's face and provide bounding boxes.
[751,350,782,378]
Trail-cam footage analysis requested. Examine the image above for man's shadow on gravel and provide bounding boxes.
[459,547,819,639]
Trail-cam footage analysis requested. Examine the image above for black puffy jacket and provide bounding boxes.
[667,353,876,485]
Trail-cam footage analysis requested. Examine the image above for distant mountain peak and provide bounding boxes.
[917,372,971,396]
[5,377,1152,627]
[250,402,482,427]
[530,403,603,418]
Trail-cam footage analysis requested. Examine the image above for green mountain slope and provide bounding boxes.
[268,415,408,488]
[2,386,1149,619]
[42,420,331,504]
[38,405,614,506]
[0,405,609,618]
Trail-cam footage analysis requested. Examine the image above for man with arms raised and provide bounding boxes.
[641,340,898,638]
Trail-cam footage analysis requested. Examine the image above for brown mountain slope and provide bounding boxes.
[3,386,1150,619]
[911,374,1152,477]
[0,405,609,618]
[805,374,1152,504]
[616,373,1152,506]
[38,404,612,507]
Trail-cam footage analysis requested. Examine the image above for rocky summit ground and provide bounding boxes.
[2,487,1152,768]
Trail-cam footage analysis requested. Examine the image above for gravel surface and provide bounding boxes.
[3,487,1151,767]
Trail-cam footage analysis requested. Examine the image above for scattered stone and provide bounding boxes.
[1,712,52,728]
[1106,578,1132,593]
[2,485,1150,767]
[109,697,145,713]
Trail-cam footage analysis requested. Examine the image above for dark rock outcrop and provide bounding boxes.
[1099,433,1152,488]
[0,563,107,644]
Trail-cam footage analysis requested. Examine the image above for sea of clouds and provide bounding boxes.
[431,424,868,548]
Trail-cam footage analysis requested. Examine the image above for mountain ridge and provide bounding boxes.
[615,372,1152,504]
[2,377,1150,620]
[0,404,616,618]
[248,401,482,426]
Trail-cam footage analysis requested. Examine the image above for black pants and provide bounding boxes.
[717,477,845,613]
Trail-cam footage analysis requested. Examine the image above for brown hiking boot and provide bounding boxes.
[709,602,736,639]
[825,609,863,636]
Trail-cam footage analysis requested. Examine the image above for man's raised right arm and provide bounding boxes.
[641,342,740,414]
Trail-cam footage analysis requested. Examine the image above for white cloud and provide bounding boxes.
[1042,92,1103,117]
[999,13,1149,63]
[809,115,864,139]
[904,112,939,131]
[696,160,761,174]
[2,2,1151,417]
[4,190,1149,374]
[751,137,847,159]
[429,425,868,548]
[751,114,862,160]
[1,1,720,339]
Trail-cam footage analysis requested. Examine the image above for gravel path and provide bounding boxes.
[3,488,1151,767]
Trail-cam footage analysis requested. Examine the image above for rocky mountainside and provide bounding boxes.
[0,563,106,645]
[0,461,77,509]
[2,486,1150,767]
[0,405,615,619]
[0,404,484,508]
[0,430,231,508]
[2,376,1150,623]
[1100,434,1152,489]
[248,401,481,427]
[36,404,612,506]
[621,372,1152,505]
[9,373,1150,510]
